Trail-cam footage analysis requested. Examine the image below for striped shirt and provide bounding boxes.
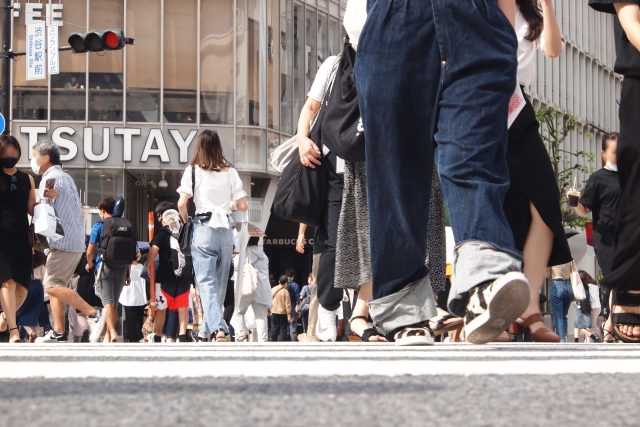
[38,165,85,253]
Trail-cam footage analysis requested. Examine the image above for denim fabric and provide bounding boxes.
[192,223,234,335]
[354,0,521,324]
[550,279,572,340]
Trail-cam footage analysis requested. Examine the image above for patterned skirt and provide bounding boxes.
[334,161,447,293]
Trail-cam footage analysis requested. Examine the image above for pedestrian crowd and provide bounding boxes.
[1,0,639,345]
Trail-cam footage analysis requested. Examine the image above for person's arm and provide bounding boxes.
[86,243,97,272]
[146,245,160,281]
[125,265,131,286]
[615,3,640,52]
[177,193,190,223]
[497,0,517,29]
[574,202,591,217]
[296,223,307,254]
[286,292,292,322]
[540,0,563,58]
[235,197,249,212]
[27,175,37,217]
[296,97,322,169]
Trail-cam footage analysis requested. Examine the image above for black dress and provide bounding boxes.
[503,96,573,267]
[579,168,620,276]
[0,169,32,288]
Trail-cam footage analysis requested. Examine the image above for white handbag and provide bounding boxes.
[32,202,65,241]
[269,135,298,173]
[241,251,258,297]
[570,261,586,301]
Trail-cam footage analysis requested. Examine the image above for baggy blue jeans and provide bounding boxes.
[192,222,234,336]
[355,0,522,331]
[550,279,573,341]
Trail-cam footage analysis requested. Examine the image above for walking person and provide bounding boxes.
[17,251,47,343]
[297,274,315,334]
[0,135,36,343]
[86,198,133,343]
[285,269,300,341]
[571,133,620,340]
[549,262,573,343]
[573,270,601,343]
[177,129,248,342]
[502,0,572,342]
[232,237,272,342]
[31,141,104,344]
[588,0,640,342]
[269,275,292,342]
[343,0,529,344]
[119,249,147,343]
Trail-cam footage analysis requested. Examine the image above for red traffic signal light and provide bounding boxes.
[68,29,133,53]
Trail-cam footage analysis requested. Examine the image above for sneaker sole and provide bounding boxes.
[466,273,530,345]
[395,335,435,346]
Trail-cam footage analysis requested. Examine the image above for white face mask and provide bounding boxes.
[30,157,41,175]
[98,212,104,220]
[605,161,618,172]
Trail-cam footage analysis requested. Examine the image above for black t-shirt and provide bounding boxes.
[579,168,621,233]
[150,227,176,285]
[589,0,640,73]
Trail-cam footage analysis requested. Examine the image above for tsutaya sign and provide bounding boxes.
[13,124,233,170]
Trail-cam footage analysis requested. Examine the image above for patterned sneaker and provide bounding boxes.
[394,323,435,346]
[465,272,530,345]
[35,330,68,343]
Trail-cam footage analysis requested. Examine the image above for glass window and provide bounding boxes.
[87,169,124,208]
[201,0,234,125]
[267,131,280,174]
[267,0,280,130]
[51,0,87,121]
[305,8,317,95]
[280,0,294,134]
[63,169,87,205]
[13,10,49,120]
[236,128,266,170]
[318,12,328,65]
[164,0,197,124]
[126,0,160,122]
[89,1,124,122]
[329,16,340,57]
[237,0,267,127]
[293,2,305,131]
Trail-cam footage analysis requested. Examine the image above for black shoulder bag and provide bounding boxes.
[178,166,196,254]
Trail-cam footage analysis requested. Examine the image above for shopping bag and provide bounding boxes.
[241,252,258,297]
[33,203,65,241]
[570,261,586,301]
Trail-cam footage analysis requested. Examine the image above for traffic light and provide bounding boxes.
[68,29,133,53]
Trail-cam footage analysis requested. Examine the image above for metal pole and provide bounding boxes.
[1,0,11,134]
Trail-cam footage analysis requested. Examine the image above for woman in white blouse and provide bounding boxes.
[177,130,248,342]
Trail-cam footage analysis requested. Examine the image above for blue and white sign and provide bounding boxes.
[47,25,59,75]
[26,22,46,81]
[0,113,5,135]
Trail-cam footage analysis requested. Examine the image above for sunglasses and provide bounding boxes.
[9,175,16,192]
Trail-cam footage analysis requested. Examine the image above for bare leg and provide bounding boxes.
[574,328,580,342]
[591,308,601,341]
[104,303,119,342]
[0,280,20,342]
[23,325,38,343]
[349,282,386,342]
[46,287,97,333]
[178,308,189,336]
[154,309,166,336]
[519,203,554,334]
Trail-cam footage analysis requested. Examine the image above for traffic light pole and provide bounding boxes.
[1,0,11,134]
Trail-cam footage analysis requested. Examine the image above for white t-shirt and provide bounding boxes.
[307,55,339,103]
[516,8,546,87]
[588,284,601,309]
[177,165,246,216]
[119,263,147,307]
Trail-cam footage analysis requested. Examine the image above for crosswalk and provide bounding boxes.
[1,343,639,379]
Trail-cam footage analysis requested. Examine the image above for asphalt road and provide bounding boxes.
[0,343,637,427]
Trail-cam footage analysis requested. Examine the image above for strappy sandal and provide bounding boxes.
[8,327,20,344]
[236,335,249,343]
[428,313,464,337]
[515,313,560,343]
[602,325,617,343]
[348,316,387,342]
[611,291,640,343]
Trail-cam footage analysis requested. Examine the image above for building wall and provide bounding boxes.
[527,0,622,187]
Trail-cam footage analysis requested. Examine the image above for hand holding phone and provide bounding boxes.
[45,178,56,189]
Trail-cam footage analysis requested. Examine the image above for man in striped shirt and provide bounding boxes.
[31,140,105,343]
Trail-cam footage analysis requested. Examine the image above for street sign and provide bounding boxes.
[47,25,59,75]
[26,22,46,81]
[0,113,5,134]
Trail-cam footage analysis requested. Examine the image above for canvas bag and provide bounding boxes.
[570,261,586,301]
[241,251,258,297]
[33,202,65,241]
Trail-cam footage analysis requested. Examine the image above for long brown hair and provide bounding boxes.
[190,129,232,172]
[0,135,21,192]
[516,0,543,42]
[578,270,597,286]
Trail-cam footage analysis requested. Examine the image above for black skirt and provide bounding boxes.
[503,96,572,267]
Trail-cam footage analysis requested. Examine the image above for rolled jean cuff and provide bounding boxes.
[367,276,437,334]
[448,241,523,317]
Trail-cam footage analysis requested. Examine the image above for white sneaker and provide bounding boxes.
[465,272,530,345]
[88,309,107,343]
[34,330,68,343]
[316,305,338,342]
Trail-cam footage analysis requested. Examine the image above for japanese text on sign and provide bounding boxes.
[26,22,46,81]
[47,25,59,75]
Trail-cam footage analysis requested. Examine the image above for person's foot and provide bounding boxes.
[178,334,187,342]
[80,329,90,343]
[35,330,68,343]
[28,332,38,343]
[89,309,107,343]
[349,317,387,342]
[465,272,530,345]
[612,291,640,340]
[316,305,338,342]
[8,327,21,343]
[393,323,435,346]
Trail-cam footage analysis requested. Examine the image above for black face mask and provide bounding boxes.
[0,157,19,169]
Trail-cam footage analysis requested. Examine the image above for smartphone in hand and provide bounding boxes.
[45,178,56,189]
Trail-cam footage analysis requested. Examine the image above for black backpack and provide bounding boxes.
[100,217,137,268]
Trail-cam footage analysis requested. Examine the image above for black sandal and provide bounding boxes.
[429,313,464,337]
[611,291,640,343]
[348,316,387,342]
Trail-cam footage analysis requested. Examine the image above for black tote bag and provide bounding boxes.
[272,109,328,228]
[320,41,366,163]
[178,166,196,254]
